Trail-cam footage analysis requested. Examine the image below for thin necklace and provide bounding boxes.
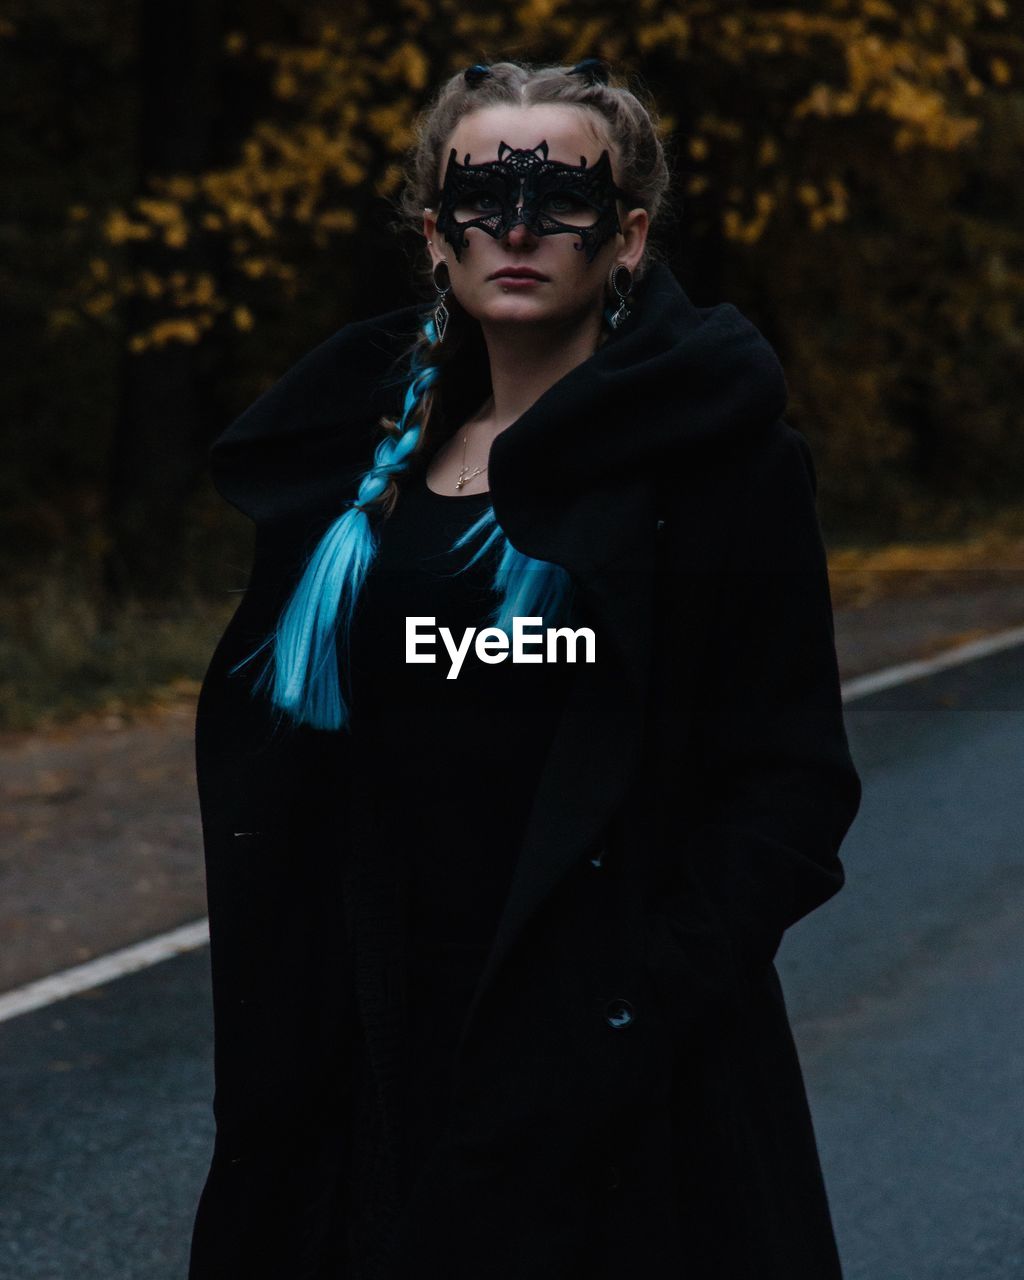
[456,425,488,490]
[456,398,495,490]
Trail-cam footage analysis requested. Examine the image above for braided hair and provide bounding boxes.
[231,307,573,732]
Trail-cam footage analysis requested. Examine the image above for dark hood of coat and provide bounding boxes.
[207,259,789,541]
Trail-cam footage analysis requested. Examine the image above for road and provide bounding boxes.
[2,636,1023,1278]
[790,638,1024,1280]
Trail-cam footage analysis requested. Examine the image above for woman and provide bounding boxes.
[188,57,862,1280]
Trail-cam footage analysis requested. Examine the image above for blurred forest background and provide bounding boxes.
[2,0,1023,730]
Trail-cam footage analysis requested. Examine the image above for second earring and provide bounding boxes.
[432,260,452,342]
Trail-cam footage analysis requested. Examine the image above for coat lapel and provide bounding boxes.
[462,475,661,1026]
[453,260,779,1021]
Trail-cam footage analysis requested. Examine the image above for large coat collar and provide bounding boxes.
[206,261,790,1040]
[208,259,788,572]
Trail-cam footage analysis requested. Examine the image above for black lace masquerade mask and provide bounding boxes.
[433,139,631,264]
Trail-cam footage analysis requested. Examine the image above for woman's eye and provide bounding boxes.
[544,193,586,212]
[452,189,501,221]
[540,192,598,226]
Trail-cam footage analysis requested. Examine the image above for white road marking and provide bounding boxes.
[2,620,1024,1024]
[0,918,210,1024]
[840,621,1024,702]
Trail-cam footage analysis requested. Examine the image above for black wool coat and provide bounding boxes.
[187,260,862,1280]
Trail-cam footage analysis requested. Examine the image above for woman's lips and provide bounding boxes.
[492,273,547,286]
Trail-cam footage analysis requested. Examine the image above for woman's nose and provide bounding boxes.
[504,218,538,246]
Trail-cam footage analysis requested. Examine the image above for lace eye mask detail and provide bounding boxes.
[434,139,630,264]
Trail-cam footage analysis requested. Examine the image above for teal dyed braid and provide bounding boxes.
[231,312,574,732]
[446,508,574,635]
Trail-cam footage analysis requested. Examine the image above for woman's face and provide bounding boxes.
[422,104,648,333]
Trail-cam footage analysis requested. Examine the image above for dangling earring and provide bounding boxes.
[432,258,452,342]
[607,262,633,330]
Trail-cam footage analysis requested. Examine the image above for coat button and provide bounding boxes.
[605,998,635,1028]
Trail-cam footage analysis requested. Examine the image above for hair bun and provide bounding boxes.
[569,56,610,85]
[464,64,492,87]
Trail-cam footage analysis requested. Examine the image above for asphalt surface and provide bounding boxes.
[2,640,1023,1278]
[0,949,214,1278]
[788,641,1024,1280]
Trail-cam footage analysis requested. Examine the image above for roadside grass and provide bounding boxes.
[0,581,239,734]
[827,518,1024,610]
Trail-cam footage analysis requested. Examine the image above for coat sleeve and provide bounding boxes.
[662,421,862,984]
[207,307,418,527]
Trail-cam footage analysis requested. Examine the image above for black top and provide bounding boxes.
[343,463,576,1210]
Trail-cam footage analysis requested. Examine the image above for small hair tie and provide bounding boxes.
[569,56,610,85]
[464,64,492,87]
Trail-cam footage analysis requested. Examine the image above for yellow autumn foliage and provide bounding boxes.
[381,42,431,91]
[104,209,152,244]
[63,1,1012,350]
[134,198,183,225]
[317,209,357,232]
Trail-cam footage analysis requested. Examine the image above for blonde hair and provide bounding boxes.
[395,56,676,293]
